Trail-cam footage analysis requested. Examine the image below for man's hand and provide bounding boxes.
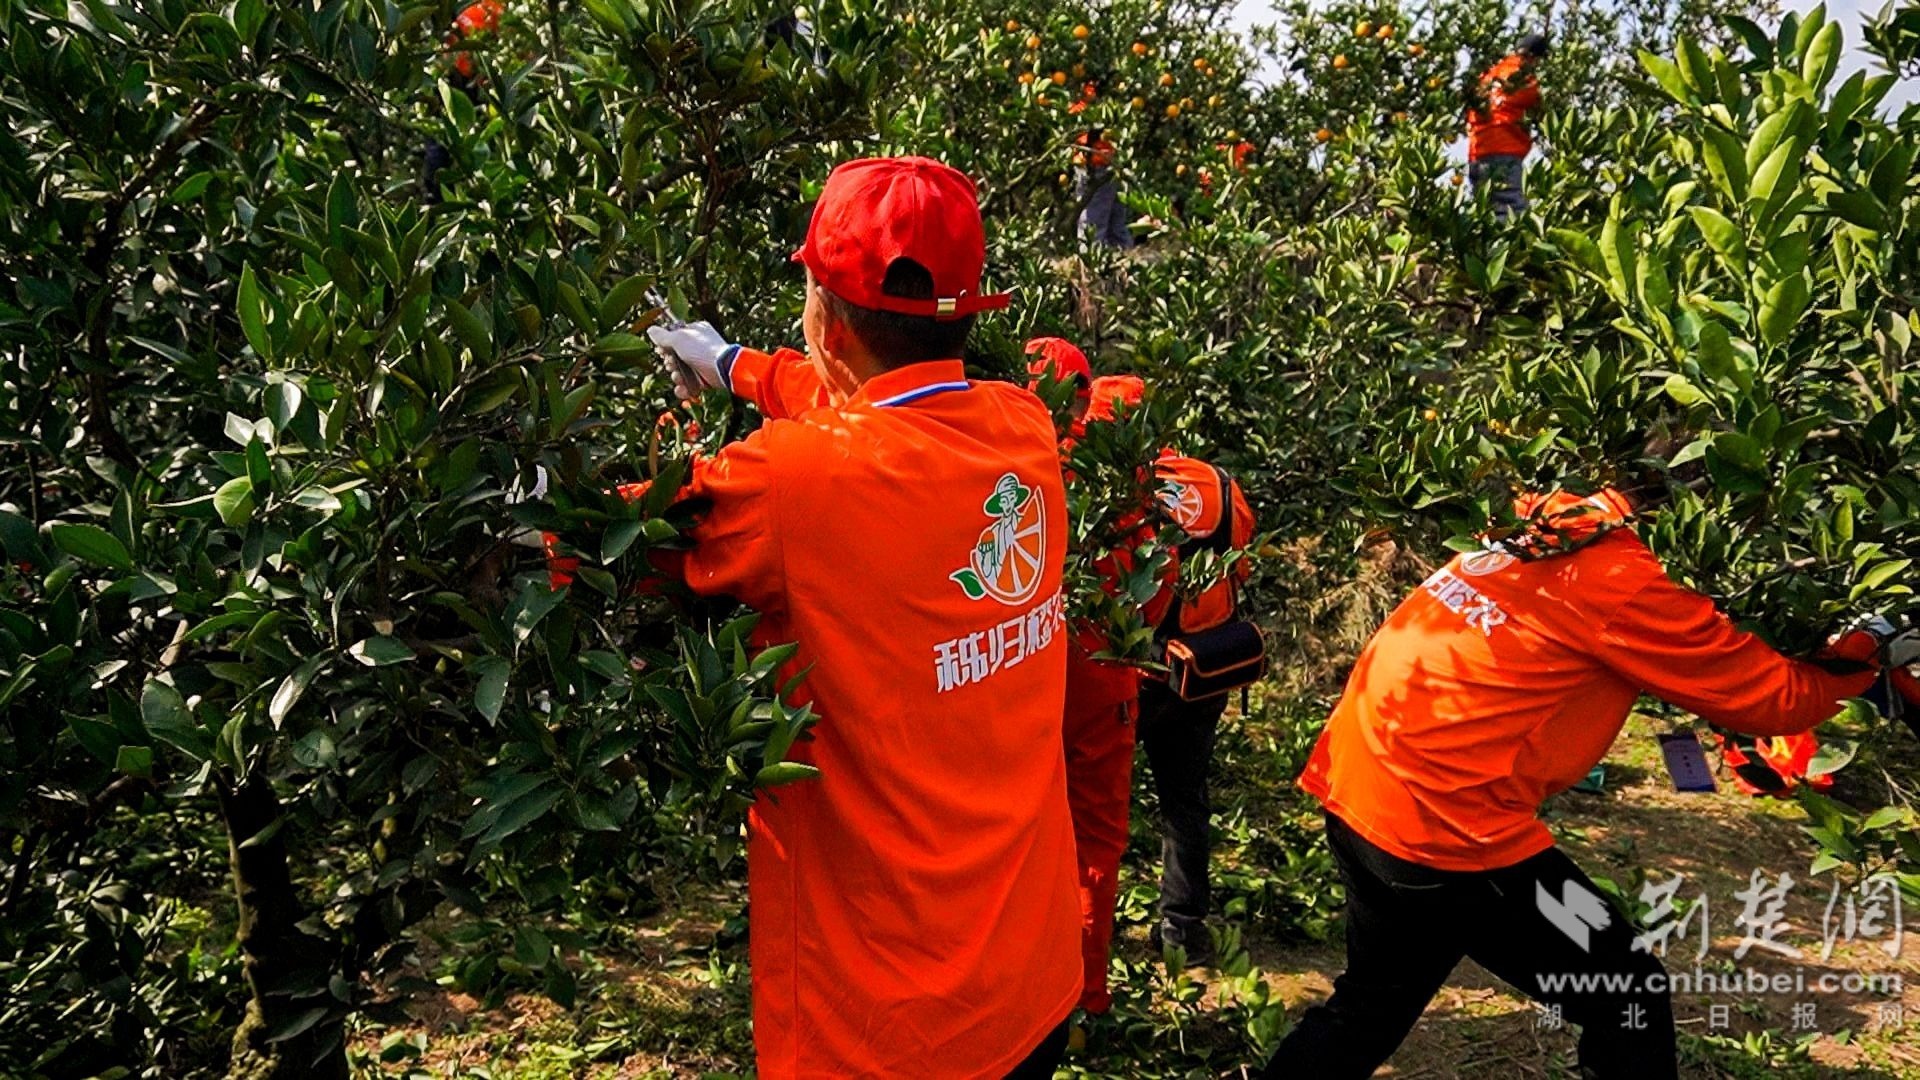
[647,321,738,401]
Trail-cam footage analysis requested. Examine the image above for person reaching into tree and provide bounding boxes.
[1025,338,1257,1008]
[1465,32,1549,219]
[1261,487,1904,1079]
[1072,116,1135,249]
[635,157,1083,1079]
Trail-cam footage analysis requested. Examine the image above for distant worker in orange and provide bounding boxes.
[1465,32,1549,218]
[639,157,1083,1078]
[1026,338,1257,1005]
[1072,116,1135,249]
[1261,487,1904,1079]
[423,0,506,199]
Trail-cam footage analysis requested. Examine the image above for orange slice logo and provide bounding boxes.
[952,473,1047,605]
[1158,480,1205,531]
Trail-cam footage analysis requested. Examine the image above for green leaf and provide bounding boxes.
[49,523,133,571]
[755,761,821,788]
[115,744,154,778]
[472,656,509,722]
[1688,206,1745,272]
[238,264,271,360]
[1758,274,1810,346]
[598,273,654,329]
[1746,140,1799,214]
[348,636,415,667]
[446,300,494,361]
[1639,50,1693,103]
[67,714,124,765]
[141,679,213,761]
[1701,127,1747,203]
[269,657,326,727]
[1801,21,1841,91]
[213,477,256,527]
[601,520,645,562]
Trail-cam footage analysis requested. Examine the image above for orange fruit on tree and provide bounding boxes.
[1450,172,1464,186]
[1408,42,1424,56]
[1158,71,1175,86]
[1018,70,1034,84]
[1193,57,1208,70]
[1130,95,1146,108]
[1051,70,1066,85]
[1377,23,1394,38]
[1165,102,1181,117]
[1315,126,1333,142]
[1207,94,1223,107]
[1422,408,1438,421]
[1355,20,1372,37]
[1073,23,1090,39]
[1391,110,1408,123]
[1005,19,1020,32]
[1333,54,1350,69]
[1036,94,1051,106]
[1025,34,1041,50]
[1132,41,1148,56]
[1176,163,1189,176]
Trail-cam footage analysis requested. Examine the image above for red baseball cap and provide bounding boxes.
[1024,337,1093,396]
[793,157,1011,319]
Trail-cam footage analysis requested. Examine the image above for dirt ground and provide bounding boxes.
[354,711,1920,1079]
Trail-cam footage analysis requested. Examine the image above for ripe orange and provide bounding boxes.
[1158,72,1175,86]
[1073,24,1090,39]
[1036,94,1051,106]
[1051,70,1067,85]
[1333,54,1350,69]
[1450,172,1464,186]
[1207,94,1223,107]
[1355,20,1372,37]
[1391,110,1408,123]
[1132,41,1148,56]
[1377,23,1394,38]
[1165,102,1181,118]
[1005,19,1020,32]
[1130,95,1147,108]
[1193,57,1208,70]
[1018,70,1034,84]
[1025,34,1041,50]
[1408,43,1424,56]
[1315,126,1333,142]
[1422,408,1438,421]
[1176,163,1189,176]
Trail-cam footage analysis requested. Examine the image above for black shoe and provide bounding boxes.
[1150,921,1214,967]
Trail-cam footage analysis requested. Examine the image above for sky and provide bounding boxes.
[1226,0,1918,110]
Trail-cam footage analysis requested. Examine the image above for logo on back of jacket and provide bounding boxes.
[1420,551,1512,637]
[951,473,1047,606]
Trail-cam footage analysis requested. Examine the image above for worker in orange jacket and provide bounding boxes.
[1465,33,1548,218]
[1026,338,1254,1006]
[423,0,506,199]
[1262,488,1904,1079]
[639,158,1083,1079]
[1071,118,1134,249]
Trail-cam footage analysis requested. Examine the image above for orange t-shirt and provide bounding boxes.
[679,349,1082,1078]
[1466,53,1542,160]
[1301,528,1875,872]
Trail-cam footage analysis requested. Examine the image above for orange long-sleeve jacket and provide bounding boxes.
[1062,376,1255,705]
[1466,53,1542,160]
[1301,524,1876,872]
[663,347,1083,1077]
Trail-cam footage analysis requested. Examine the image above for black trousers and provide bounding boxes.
[1263,814,1676,1079]
[1004,1018,1069,1079]
[1137,679,1228,951]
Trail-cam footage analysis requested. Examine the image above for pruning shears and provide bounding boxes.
[645,287,700,393]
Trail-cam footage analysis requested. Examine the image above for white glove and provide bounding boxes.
[646,321,736,401]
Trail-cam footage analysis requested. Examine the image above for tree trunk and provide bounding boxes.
[219,773,348,1080]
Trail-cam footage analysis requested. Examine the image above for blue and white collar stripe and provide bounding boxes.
[873,380,970,408]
